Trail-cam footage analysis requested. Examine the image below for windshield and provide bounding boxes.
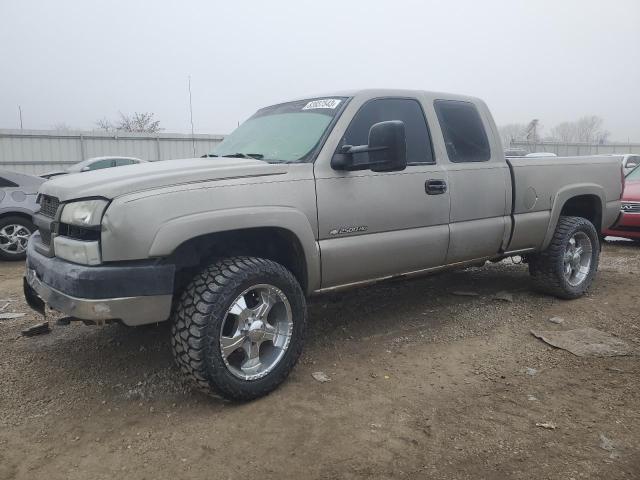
[210,98,346,163]
[67,158,96,172]
[627,165,640,181]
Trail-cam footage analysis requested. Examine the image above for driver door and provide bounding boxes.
[315,97,450,288]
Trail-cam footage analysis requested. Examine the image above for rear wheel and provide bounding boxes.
[529,216,600,299]
[171,256,306,401]
[0,216,35,261]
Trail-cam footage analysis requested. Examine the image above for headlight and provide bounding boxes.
[60,199,108,227]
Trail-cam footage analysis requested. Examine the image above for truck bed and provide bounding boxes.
[505,155,623,253]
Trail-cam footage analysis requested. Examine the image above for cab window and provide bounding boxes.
[434,100,491,163]
[339,98,434,165]
[115,158,134,166]
[88,159,115,170]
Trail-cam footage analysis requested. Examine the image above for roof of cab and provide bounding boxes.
[299,88,483,104]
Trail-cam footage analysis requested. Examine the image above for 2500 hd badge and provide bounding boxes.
[329,225,368,236]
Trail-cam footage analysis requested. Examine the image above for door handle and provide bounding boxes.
[425,179,447,195]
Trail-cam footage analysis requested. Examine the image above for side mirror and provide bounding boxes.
[331,120,407,172]
[80,166,90,172]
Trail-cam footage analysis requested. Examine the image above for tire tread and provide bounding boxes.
[528,216,600,299]
[170,256,306,401]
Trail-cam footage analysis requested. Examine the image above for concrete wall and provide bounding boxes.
[0,129,225,175]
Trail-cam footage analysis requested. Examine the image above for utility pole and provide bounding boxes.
[18,105,23,129]
[188,75,196,157]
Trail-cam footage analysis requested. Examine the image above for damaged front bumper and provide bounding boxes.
[23,233,175,326]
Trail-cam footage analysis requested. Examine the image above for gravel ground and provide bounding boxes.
[1,241,639,479]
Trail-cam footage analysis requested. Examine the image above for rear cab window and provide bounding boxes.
[434,100,491,163]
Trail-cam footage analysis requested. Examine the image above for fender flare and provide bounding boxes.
[542,183,605,250]
[0,207,35,220]
[148,206,321,293]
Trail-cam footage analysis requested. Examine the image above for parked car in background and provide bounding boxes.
[524,152,557,158]
[504,148,528,158]
[0,170,44,260]
[621,154,640,175]
[41,156,147,179]
[596,154,640,176]
[603,164,640,240]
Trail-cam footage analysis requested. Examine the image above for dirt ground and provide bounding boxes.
[1,242,639,480]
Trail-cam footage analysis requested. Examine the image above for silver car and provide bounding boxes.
[0,170,43,260]
[41,156,147,179]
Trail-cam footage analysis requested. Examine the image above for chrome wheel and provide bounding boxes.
[220,284,293,380]
[563,232,592,286]
[0,224,31,255]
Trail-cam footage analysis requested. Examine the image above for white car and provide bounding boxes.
[41,156,147,179]
[0,170,44,260]
[525,152,557,158]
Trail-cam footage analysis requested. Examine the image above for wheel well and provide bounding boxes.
[167,227,308,296]
[0,211,33,223]
[560,195,602,232]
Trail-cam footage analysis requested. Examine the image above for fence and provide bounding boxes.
[0,129,225,175]
[509,141,640,157]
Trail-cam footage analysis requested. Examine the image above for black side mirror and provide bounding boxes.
[331,120,407,172]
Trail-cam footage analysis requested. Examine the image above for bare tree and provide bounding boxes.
[548,115,609,143]
[575,115,605,143]
[498,123,527,147]
[95,117,116,132]
[52,122,73,131]
[95,112,162,133]
[595,129,611,144]
[116,112,162,133]
[550,122,578,142]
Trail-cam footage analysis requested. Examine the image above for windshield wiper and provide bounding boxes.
[221,152,264,159]
[201,154,219,158]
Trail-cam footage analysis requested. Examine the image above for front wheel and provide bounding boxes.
[0,216,35,261]
[171,257,307,401]
[528,216,600,299]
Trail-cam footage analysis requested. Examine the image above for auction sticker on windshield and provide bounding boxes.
[302,99,341,110]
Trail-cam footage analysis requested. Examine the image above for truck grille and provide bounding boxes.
[40,229,52,247]
[38,195,60,218]
[621,202,640,214]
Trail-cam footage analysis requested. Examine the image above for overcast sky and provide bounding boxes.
[1,0,639,140]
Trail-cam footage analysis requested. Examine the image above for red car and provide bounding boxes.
[604,166,640,240]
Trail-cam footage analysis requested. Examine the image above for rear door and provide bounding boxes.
[432,99,511,263]
[315,97,450,288]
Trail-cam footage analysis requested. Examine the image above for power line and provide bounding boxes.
[188,75,195,157]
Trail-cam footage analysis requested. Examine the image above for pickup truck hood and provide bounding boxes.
[622,180,640,202]
[39,158,289,201]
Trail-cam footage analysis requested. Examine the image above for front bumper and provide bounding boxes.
[23,233,175,326]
